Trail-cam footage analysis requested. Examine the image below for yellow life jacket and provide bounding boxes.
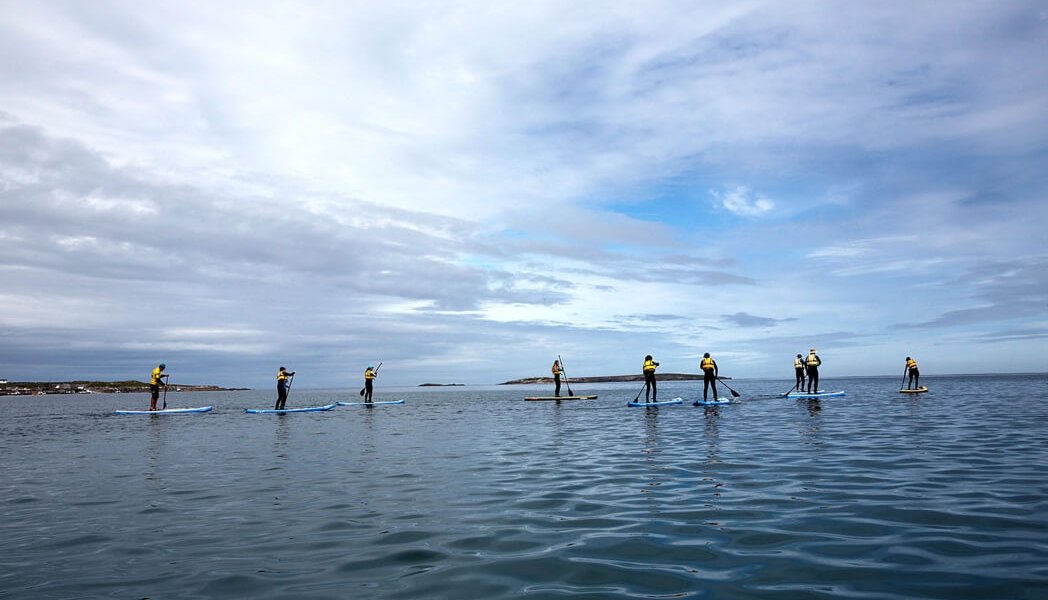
[701,357,715,372]
[643,359,657,373]
[151,367,163,385]
[794,358,803,369]
[806,353,820,367]
[364,368,376,380]
[552,362,562,376]
[906,358,918,370]
[277,370,288,382]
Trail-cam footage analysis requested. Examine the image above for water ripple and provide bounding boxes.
[1,376,1047,598]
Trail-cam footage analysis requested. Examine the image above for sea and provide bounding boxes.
[2,374,1046,599]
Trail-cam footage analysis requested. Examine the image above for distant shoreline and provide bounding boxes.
[0,381,245,396]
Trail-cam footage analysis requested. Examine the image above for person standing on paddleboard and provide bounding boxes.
[642,355,659,403]
[149,363,168,411]
[363,365,377,404]
[700,353,719,401]
[794,354,806,391]
[552,359,564,397]
[905,357,920,390]
[275,366,295,410]
[805,348,821,393]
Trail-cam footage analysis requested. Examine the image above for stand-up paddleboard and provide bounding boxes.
[115,406,213,415]
[337,399,406,406]
[785,390,845,398]
[899,387,929,394]
[524,395,598,401]
[245,403,337,414]
[694,398,732,406]
[628,397,684,407]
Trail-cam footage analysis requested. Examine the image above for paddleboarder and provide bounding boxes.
[700,353,719,401]
[805,348,821,393]
[794,353,806,391]
[149,363,168,411]
[552,359,564,397]
[363,365,378,404]
[905,357,920,390]
[275,366,296,410]
[642,355,659,403]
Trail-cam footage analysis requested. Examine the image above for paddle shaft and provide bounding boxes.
[633,373,655,402]
[285,373,295,400]
[360,362,382,395]
[558,354,574,396]
[716,376,741,398]
[632,383,646,402]
[162,376,169,409]
[899,366,907,390]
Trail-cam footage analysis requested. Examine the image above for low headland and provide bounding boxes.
[500,373,719,385]
[0,381,245,396]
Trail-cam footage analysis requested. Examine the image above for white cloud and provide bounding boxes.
[710,186,775,216]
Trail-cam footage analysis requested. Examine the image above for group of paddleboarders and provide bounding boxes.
[639,352,720,403]
[792,348,822,393]
[144,362,380,410]
[553,349,922,402]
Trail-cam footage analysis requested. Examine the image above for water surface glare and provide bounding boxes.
[2,375,1046,598]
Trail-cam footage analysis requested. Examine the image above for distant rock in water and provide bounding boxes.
[499,373,706,385]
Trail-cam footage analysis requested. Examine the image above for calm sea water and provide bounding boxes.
[2,374,1047,599]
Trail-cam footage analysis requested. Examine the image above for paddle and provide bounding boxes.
[161,375,169,409]
[716,377,741,398]
[558,354,574,396]
[781,376,803,396]
[632,378,649,403]
[359,362,382,396]
[285,373,295,402]
[899,366,907,391]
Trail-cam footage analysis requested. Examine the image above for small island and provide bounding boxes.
[418,383,465,387]
[500,373,712,385]
[0,380,244,396]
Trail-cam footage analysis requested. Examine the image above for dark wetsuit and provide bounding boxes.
[795,360,806,390]
[907,360,920,389]
[364,368,376,403]
[701,357,718,401]
[643,358,658,402]
[275,378,289,410]
[805,353,821,393]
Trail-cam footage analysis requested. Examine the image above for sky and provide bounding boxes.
[1,1,1046,388]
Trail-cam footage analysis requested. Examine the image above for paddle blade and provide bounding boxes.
[359,388,365,396]
[730,389,741,398]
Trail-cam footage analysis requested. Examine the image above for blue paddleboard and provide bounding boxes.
[115,406,213,415]
[337,399,406,406]
[785,390,845,398]
[627,397,684,407]
[694,398,732,406]
[245,403,337,414]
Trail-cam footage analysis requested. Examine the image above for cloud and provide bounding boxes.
[710,186,775,216]
[721,312,796,327]
[903,257,1048,329]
